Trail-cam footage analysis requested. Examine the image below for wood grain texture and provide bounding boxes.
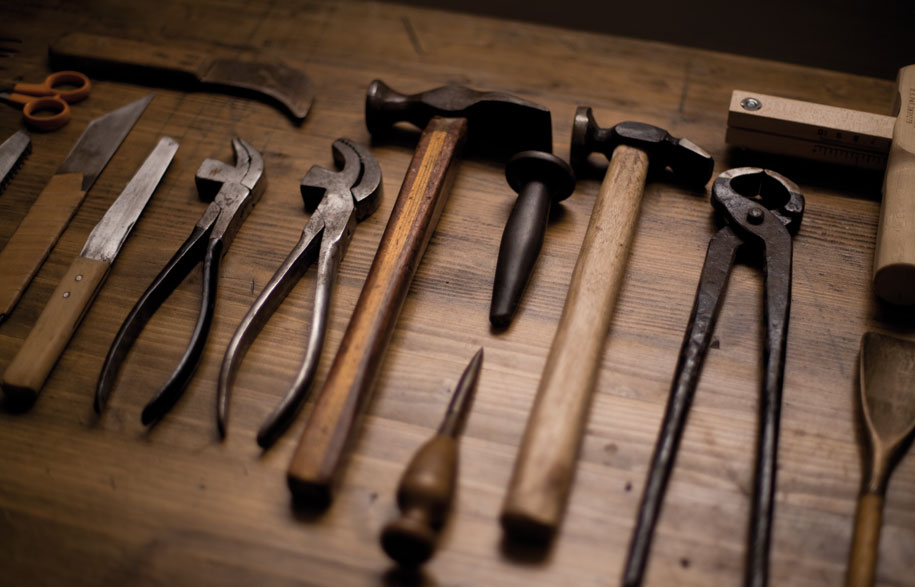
[873,65,915,304]
[0,1,912,587]
[2,255,110,404]
[288,116,467,504]
[0,172,86,320]
[502,146,649,540]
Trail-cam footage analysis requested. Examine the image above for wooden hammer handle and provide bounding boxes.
[287,116,468,506]
[501,145,649,540]
[873,65,915,304]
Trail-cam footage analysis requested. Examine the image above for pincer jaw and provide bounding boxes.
[300,138,382,220]
[713,167,805,233]
[194,137,266,200]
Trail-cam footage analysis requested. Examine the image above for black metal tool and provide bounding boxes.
[217,138,382,448]
[489,151,574,328]
[95,137,266,423]
[622,167,804,587]
[380,348,483,567]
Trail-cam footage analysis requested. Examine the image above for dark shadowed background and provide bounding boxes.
[385,0,914,80]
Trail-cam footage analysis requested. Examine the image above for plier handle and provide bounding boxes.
[624,168,804,587]
[94,137,266,423]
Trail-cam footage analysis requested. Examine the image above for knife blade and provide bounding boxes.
[2,136,178,407]
[0,129,30,194]
[0,94,152,323]
[50,32,313,123]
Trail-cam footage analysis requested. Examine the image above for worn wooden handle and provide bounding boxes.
[380,434,458,566]
[846,492,885,587]
[0,172,86,322]
[501,145,650,541]
[287,117,468,506]
[873,65,915,304]
[2,256,110,405]
[50,32,212,81]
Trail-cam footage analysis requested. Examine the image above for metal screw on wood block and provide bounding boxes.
[740,97,762,111]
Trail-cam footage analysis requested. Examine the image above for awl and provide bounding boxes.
[2,136,177,407]
[0,94,152,323]
[0,130,30,194]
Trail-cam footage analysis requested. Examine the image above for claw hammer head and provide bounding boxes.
[365,80,553,155]
[301,138,383,221]
[570,107,714,185]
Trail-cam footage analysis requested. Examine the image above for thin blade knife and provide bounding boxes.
[0,130,31,194]
[0,94,152,323]
[2,136,178,406]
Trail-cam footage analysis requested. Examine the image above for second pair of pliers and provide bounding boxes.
[623,167,805,587]
[217,138,382,448]
[94,137,266,423]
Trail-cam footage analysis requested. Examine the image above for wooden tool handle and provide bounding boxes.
[287,116,468,506]
[380,434,458,566]
[2,256,110,405]
[501,145,649,541]
[873,65,915,304]
[0,172,86,322]
[846,492,885,587]
[50,32,212,81]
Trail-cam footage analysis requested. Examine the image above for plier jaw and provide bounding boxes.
[713,167,804,238]
[195,137,267,246]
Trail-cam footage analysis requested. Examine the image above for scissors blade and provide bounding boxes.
[81,136,178,262]
[58,94,153,191]
[0,129,30,194]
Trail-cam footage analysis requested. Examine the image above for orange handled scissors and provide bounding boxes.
[0,71,91,131]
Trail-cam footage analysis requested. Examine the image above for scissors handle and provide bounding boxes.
[7,71,91,131]
[15,71,91,103]
[21,97,70,131]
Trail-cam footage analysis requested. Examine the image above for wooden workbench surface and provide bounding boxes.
[1,1,912,585]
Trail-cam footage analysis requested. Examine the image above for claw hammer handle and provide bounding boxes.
[873,65,915,304]
[287,117,468,506]
[501,145,649,540]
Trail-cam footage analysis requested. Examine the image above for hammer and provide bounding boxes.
[287,81,551,506]
[500,110,713,541]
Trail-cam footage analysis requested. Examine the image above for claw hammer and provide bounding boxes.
[287,81,551,506]
[500,111,714,541]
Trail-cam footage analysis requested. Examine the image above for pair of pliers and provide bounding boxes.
[623,167,805,587]
[94,137,266,423]
[217,138,381,448]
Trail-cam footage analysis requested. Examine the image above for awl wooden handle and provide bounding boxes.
[287,116,468,506]
[501,145,649,541]
[2,256,110,405]
[873,65,915,304]
[50,32,213,82]
[0,172,86,322]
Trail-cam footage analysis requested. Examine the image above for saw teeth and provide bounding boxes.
[0,140,30,195]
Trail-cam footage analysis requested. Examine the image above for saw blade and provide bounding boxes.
[0,130,30,194]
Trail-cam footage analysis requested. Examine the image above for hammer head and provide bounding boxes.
[570,107,713,186]
[365,80,552,155]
